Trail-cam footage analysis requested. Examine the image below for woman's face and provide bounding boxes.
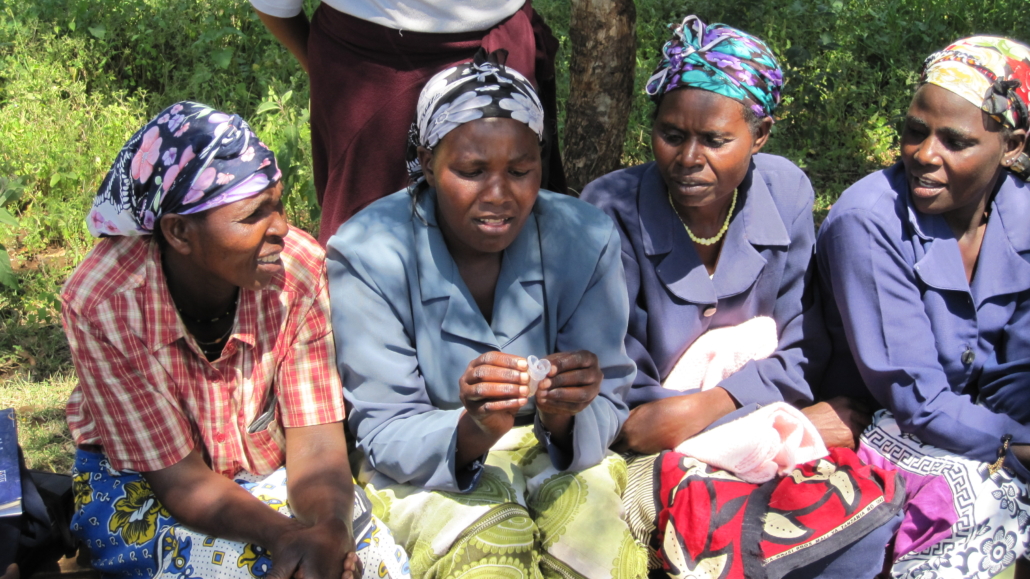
[651,88,770,210]
[420,117,542,257]
[901,83,1026,217]
[173,182,289,291]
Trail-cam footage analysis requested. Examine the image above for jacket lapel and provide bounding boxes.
[491,213,544,348]
[639,164,718,306]
[972,175,1030,303]
[712,169,788,299]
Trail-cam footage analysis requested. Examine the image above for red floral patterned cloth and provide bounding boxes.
[656,447,904,579]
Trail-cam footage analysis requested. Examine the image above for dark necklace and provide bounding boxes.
[176,294,239,324]
[194,323,234,347]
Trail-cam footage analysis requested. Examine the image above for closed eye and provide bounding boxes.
[661,130,685,145]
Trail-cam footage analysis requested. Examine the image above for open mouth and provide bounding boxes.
[910,174,946,197]
[671,179,713,192]
[256,252,282,266]
[474,216,514,231]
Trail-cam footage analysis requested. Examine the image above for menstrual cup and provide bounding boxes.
[527,355,551,397]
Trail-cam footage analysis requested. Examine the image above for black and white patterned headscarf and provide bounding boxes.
[405,49,545,186]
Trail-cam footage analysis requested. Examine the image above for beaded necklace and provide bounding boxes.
[668,188,738,246]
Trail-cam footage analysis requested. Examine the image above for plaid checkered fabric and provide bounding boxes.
[63,228,345,476]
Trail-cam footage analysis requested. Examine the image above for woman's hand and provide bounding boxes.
[281,423,362,579]
[612,388,737,455]
[267,518,361,579]
[801,397,871,450]
[536,350,603,417]
[459,352,529,439]
[534,351,603,448]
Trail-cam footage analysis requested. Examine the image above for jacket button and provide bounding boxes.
[962,348,975,365]
[703,306,717,318]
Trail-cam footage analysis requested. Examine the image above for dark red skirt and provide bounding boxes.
[308,1,566,245]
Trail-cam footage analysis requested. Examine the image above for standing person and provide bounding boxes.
[818,36,1030,578]
[63,102,410,579]
[327,51,646,578]
[581,16,904,578]
[249,0,566,245]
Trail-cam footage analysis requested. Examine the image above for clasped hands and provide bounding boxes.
[458,350,602,440]
[613,390,872,455]
[267,518,361,579]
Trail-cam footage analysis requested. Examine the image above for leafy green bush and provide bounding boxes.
[623,0,1030,204]
[0,177,23,289]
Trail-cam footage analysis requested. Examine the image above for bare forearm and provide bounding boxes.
[665,388,737,447]
[285,423,355,526]
[289,466,353,524]
[254,9,310,73]
[456,411,503,469]
[145,457,299,548]
[539,412,574,452]
[619,388,738,454]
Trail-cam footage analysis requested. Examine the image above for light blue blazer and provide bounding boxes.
[326,188,633,492]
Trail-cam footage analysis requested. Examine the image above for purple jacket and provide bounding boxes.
[818,163,1030,468]
[581,153,827,411]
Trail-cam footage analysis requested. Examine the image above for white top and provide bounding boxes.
[250,0,523,34]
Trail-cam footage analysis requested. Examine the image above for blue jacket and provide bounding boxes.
[818,163,1030,467]
[326,188,633,492]
[581,153,827,412]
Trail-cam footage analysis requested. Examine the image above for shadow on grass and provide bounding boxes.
[14,396,76,474]
[0,314,71,384]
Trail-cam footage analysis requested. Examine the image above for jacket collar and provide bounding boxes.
[637,161,790,304]
[903,168,1030,301]
[414,189,544,348]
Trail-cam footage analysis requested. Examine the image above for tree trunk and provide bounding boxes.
[563,0,637,193]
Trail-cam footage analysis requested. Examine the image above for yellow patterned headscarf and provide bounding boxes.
[921,36,1030,178]
[923,36,1030,129]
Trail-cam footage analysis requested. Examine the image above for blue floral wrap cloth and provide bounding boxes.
[70,449,411,579]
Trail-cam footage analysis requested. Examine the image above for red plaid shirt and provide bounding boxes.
[63,228,345,476]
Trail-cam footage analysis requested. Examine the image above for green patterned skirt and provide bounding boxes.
[363,425,648,579]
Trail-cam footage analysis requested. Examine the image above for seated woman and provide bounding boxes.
[818,37,1030,577]
[63,102,410,579]
[326,51,647,578]
[582,16,903,579]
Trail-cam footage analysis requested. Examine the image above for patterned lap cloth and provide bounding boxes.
[70,449,411,579]
[623,447,905,579]
[361,425,648,578]
[859,410,1030,578]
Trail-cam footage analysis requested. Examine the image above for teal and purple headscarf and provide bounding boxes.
[87,101,281,237]
[645,15,784,119]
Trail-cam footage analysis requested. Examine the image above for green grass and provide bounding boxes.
[0,0,1028,480]
[0,373,77,473]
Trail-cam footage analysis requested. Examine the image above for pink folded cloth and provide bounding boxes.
[663,316,779,392]
[676,402,829,483]
[663,316,826,483]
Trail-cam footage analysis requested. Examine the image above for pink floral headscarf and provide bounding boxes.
[87,101,281,237]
